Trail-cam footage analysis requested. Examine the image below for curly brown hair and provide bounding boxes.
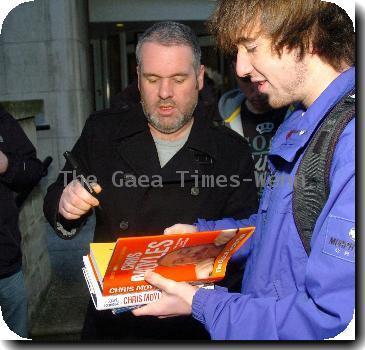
[208,0,355,71]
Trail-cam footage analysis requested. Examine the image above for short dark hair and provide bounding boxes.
[209,0,355,71]
[136,21,201,72]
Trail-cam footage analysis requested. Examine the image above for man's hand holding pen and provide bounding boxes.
[58,180,102,220]
[59,151,103,220]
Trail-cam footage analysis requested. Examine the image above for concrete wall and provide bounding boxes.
[0,0,92,327]
[0,0,92,183]
[88,0,215,22]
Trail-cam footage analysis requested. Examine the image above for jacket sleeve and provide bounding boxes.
[0,112,43,193]
[191,124,355,340]
[43,117,94,239]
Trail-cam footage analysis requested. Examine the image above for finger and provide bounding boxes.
[132,301,167,317]
[164,224,196,235]
[164,224,182,235]
[144,271,178,295]
[62,182,94,211]
[62,201,89,216]
[59,206,81,220]
[90,182,102,194]
[66,192,94,211]
[70,181,100,207]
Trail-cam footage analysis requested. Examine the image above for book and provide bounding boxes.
[83,255,163,311]
[83,227,254,299]
[83,255,214,311]
[89,242,115,284]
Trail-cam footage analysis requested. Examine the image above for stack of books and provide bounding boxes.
[82,227,255,311]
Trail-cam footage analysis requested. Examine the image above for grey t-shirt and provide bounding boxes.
[152,132,190,168]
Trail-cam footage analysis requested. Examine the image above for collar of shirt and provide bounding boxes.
[270,66,355,163]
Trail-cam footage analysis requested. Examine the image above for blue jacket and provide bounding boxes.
[192,67,355,340]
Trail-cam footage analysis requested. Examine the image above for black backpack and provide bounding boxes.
[293,89,355,255]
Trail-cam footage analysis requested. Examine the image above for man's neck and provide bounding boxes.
[303,57,351,108]
[149,118,194,142]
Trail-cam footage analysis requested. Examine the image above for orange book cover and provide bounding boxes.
[93,227,255,296]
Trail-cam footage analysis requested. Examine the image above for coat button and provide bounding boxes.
[191,187,200,196]
[119,220,129,231]
[120,103,129,111]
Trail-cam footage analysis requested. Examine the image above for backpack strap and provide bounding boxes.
[293,89,355,255]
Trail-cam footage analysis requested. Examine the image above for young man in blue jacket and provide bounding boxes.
[132,0,355,340]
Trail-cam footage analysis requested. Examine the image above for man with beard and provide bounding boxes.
[43,21,257,340]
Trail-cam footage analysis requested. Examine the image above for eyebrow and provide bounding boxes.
[236,37,257,45]
[142,73,189,79]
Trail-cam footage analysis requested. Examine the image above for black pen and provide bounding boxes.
[63,151,102,210]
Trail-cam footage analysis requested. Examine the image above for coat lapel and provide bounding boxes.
[159,102,218,182]
[111,100,218,179]
[112,105,161,175]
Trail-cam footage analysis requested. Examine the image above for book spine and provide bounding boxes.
[102,277,159,296]
[82,266,162,310]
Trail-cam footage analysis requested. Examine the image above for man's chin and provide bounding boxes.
[151,124,183,134]
[149,115,191,134]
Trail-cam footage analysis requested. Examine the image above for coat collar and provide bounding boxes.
[184,100,217,161]
[269,66,355,164]
[111,99,218,175]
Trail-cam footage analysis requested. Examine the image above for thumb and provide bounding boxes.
[90,182,102,194]
[144,271,178,294]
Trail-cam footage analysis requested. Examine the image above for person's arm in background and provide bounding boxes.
[0,111,43,193]
[43,117,101,239]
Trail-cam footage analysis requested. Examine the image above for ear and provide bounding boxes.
[308,40,316,55]
[136,65,141,90]
[197,65,205,91]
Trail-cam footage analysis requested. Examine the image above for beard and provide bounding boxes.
[268,57,309,108]
[140,95,198,134]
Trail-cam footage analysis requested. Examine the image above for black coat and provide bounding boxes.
[43,101,258,340]
[44,101,257,241]
[0,110,43,278]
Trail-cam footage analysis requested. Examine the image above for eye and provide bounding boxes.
[246,46,257,53]
[174,78,185,84]
[146,77,158,84]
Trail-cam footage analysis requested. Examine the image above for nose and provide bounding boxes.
[158,78,173,100]
[235,49,254,78]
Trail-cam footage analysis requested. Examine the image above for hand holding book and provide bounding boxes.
[132,228,241,318]
[82,226,255,311]
[132,270,198,318]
